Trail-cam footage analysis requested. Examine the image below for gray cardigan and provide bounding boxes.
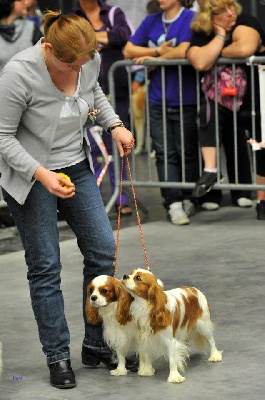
[0,40,120,204]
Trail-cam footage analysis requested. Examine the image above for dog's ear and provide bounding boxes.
[147,284,172,333]
[85,300,102,325]
[115,284,133,325]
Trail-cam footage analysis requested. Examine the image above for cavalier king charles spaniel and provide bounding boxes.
[86,275,139,376]
[122,269,222,383]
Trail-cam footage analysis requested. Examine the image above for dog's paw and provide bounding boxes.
[167,373,185,383]
[208,350,223,362]
[110,368,128,376]
[138,367,155,376]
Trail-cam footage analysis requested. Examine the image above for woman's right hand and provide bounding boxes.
[213,23,227,37]
[33,166,76,199]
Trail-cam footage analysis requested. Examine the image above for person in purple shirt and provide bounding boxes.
[73,0,133,215]
[124,0,199,225]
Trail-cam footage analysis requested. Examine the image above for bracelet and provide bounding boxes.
[107,122,125,134]
[155,48,160,57]
[215,34,226,41]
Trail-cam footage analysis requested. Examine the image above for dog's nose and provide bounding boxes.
[123,274,129,280]
[90,295,97,302]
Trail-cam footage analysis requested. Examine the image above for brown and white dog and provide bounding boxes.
[122,269,222,383]
[132,85,146,155]
[86,275,139,376]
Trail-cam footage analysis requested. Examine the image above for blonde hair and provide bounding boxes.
[43,10,97,63]
[191,0,242,35]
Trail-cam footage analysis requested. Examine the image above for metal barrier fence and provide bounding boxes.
[105,56,265,213]
[1,56,265,212]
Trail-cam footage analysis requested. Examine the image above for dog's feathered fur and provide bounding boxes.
[122,269,222,383]
[86,275,139,376]
[132,85,146,155]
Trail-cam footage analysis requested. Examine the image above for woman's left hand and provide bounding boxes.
[111,126,135,156]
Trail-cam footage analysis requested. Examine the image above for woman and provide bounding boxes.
[0,0,42,71]
[73,0,133,216]
[124,0,200,226]
[0,10,135,388]
[187,0,265,210]
[0,0,43,226]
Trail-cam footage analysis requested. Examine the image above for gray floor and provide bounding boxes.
[0,182,265,399]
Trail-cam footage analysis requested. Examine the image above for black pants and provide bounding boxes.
[198,100,252,205]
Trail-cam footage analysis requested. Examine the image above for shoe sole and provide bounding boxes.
[82,353,138,372]
[82,353,100,367]
[51,382,77,389]
[170,219,190,225]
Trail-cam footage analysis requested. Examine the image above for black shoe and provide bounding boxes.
[49,360,76,389]
[256,200,265,220]
[193,171,221,198]
[81,346,138,372]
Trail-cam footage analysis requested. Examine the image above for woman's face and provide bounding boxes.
[13,0,29,17]
[46,45,91,73]
[157,0,180,11]
[212,3,237,32]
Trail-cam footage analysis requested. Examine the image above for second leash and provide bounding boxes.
[114,153,151,277]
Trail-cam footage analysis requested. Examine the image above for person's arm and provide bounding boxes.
[123,41,166,59]
[221,25,262,58]
[158,42,191,59]
[95,31,109,46]
[187,35,226,71]
[103,7,132,48]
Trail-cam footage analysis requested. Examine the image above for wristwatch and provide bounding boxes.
[107,122,125,134]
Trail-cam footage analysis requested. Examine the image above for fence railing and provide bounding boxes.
[105,56,265,213]
[1,56,265,211]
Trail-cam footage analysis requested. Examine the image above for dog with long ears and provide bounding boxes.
[132,84,146,155]
[86,275,139,376]
[122,268,222,383]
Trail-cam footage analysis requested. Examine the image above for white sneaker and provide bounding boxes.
[237,198,253,208]
[182,200,196,217]
[201,202,220,211]
[168,202,190,225]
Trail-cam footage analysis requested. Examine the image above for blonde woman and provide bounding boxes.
[0,10,135,388]
[187,0,265,211]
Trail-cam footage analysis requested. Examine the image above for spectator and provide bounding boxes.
[73,0,133,216]
[0,0,42,227]
[0,10,136,388]
[26,0,43,28]
[0,0,42,77]
[124,0,199,226]
[187,0,265,210]
[106,0,149,30]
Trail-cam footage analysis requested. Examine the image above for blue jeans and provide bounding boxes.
[149,104,199,210]
[2,159,115,365]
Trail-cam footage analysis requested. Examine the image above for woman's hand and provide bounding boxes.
[111,126,134,156]
[213,23,227,37]
[33,166,76,199]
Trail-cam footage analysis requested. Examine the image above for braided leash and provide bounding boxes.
[113,143,150,277]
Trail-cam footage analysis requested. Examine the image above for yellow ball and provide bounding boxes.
[58,172,71,188]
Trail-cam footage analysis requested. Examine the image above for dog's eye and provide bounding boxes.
[100,289,108,294]
[134,275,141,281]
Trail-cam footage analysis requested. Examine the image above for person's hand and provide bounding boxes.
[111,127,135,156]
[157,40,173,55]
[213,23,227,37]
[33,166,76,199]
[133,55,155,64]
